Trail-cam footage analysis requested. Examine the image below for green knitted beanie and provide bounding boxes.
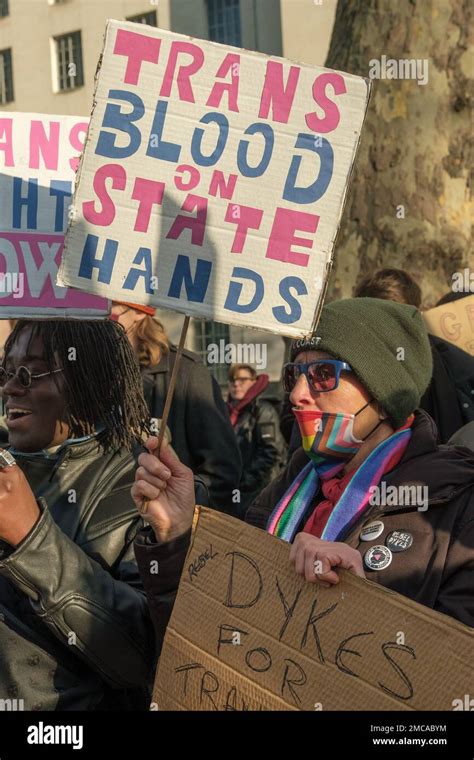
[290,298,433,427]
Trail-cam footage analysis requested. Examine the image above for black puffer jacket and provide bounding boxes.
[142,346,242,514]
[229,391,287,514]
[0,435,155,711]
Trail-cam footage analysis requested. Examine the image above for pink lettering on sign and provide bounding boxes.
[29,121,61,171]
[0,119,14,167]
[224,204,263,254]
[159,41,205,102]
[206,53,241,112]
[132,178,165,233]
[208,171,237,200]
[175,165,201,192]
[113,29,162,85]
[166,194,208,246]
[82,164,127,226]
[69,122,88,171]
[0,232,107,308]
[259,61,300,124]
[305,73,347,133]
[265,208,319,267]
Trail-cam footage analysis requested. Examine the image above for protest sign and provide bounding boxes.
[0,113,109,317]
[423,294,474,355]
[59,20,370,337]
[154,508,474,711]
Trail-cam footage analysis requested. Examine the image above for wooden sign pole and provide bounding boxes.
[139,314,191,515]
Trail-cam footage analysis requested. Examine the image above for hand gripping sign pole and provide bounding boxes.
[139,314,190,515]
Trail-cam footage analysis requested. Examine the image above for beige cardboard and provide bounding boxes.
[423,295,474,355]
[154,508,474,711]
[0,112,109,317]
[59,20,370,337]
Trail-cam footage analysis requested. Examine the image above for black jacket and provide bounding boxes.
[135,410,474,650]
[142,347,242,513]
[0,435,155,710]
[231,397,287,514]
[421,334,474,442]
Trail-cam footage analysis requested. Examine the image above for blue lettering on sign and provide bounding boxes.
[13,178,38,229]
[49,180,72,232]
[237,123,274,178]
[146,101,181,163]
[96,90,144,159]
[224,267,264,313]
[272,276,307,323]
[123,247,154,294]
[283,133,334,204]
[168,254,212,302]
[191,112,229,167]
[78,234,118,284]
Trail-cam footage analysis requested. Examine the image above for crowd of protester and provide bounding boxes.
[0,269,472,710]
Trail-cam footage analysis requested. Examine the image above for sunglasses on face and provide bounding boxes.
[0,366,63,389]
[282,360,352,393]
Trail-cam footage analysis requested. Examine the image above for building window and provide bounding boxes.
[54,31,84,92]
[194,319,231,385]
[0,48,13,104]
[0,0,9,19]
[126,10,157,26]
[207,0,242,46]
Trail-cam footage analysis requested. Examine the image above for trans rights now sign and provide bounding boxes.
[59,21,370,337]
[0,113,109,317]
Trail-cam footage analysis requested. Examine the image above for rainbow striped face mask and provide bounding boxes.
[293,401,378,462]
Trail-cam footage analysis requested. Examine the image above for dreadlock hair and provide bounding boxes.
[3,320,150,453]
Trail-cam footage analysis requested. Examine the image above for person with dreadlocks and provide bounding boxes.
[0,319,155,710]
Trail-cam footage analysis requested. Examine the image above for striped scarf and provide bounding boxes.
[267,422,413,543]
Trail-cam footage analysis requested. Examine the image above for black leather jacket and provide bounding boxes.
[0,434,155,710]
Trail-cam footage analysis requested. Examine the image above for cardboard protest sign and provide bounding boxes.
[0,113,109,317]
[59,20,370,337]
[154,508,474,711]
[423,294,474,356]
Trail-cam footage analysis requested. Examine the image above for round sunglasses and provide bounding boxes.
[0,366,63,389]
[282,360,352,393]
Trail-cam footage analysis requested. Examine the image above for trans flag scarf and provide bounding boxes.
[266,408,413,543]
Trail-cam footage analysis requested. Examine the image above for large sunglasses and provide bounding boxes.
[282,360,352,393]
[0,366,63,389]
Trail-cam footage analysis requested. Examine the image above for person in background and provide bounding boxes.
[110,302,241,514]
[131,299,474,653]
[226,364,286,516]
[0,319,155,710]
[354,268,474,442]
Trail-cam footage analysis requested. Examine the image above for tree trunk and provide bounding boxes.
[324,0,472,307]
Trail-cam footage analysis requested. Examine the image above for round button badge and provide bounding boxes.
[364,545,393,571]
[386,530,413,553]
[359,520,384,542]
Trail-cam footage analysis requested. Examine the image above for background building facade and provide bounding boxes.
[0,0,337,385]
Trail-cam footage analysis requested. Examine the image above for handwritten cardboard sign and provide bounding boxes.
[0,112,108,317]
[59,20,370,337]
[154,508,473,711]
[423,295,474,356]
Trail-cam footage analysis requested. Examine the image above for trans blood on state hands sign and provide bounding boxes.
[59,20,370,337]
[0,113,109,317]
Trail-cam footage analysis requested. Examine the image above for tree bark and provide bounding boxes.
[324,0,473,307]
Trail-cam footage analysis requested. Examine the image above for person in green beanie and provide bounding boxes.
[131,298,474,638]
